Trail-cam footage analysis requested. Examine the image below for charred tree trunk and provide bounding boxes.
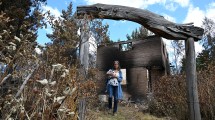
[78,19,90,120]
[185,38,201,120]
[79,19,90,70]
[76,4,204,41]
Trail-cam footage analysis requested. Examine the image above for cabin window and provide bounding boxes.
[119,42,132,51]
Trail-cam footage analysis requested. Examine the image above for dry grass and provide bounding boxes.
[149,63,215,120]
[86,102,169,120]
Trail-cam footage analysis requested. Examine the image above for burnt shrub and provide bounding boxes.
[149,64,215,120]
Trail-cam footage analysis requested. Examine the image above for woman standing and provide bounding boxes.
[106,61,123,116]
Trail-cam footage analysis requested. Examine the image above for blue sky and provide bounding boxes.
[37,0,215,63]
[38,0,215,44]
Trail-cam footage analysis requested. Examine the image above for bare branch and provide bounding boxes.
[15,63,40,98]
[0,74,12,85]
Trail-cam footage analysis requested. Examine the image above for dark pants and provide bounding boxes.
[108,85,118,113]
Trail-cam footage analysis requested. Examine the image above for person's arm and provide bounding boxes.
[106,69,113,79]
[106,69,111,74]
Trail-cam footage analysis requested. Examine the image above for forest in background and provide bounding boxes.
[0,1,102,119]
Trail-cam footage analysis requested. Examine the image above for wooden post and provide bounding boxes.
[185,37,201,120]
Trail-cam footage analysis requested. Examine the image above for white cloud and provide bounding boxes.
[183,5,205,27]
[84,0,190,10]
[162,13,176,22]
[164,3,178,11]
[184,2,215,27]
[40,5,61,35]
[171,0,190,7]
[195,42,204,55]
[41,5,61,18]
[206,2,215,21]
[182,1,215,56]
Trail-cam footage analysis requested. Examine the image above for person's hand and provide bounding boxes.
[107,70,112,75]
[111,73,117,78]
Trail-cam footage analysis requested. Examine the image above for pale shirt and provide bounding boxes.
[107,69,119,86]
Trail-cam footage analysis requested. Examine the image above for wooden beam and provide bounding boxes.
[76,4,204,41]
[185,37,201,120]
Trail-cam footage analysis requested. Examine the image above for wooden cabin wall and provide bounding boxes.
[96,36,165,70]
[150,68,165,91]
[96,36,170,100]
[118,38,162,68]
[127,67,148,99]
[96,71,107,94]
[96,46,120,71]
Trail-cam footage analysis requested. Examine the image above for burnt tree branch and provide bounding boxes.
[76,4,204,41]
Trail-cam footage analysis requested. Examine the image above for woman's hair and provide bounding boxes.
[113,60,121,70]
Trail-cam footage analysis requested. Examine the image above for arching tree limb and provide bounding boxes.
[76,4,204,41]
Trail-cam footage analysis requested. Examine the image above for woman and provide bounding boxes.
[106,60,123,115]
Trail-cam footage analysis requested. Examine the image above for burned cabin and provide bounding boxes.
[96,35,170,100]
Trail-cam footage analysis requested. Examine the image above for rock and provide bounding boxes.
[98,95,108,102]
